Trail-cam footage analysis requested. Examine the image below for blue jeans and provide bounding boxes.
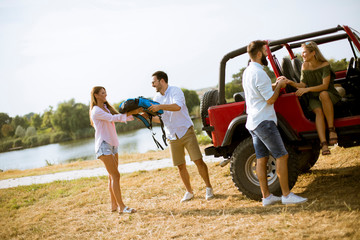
[249,120,288,159]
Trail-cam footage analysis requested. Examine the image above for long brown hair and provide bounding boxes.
[89,86,119,127]
[301,41,327,62]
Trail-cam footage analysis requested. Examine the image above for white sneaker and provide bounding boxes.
[205,187,214,200]
[282,192,308,205]
[262,194,282,206]
[180,192,194,202]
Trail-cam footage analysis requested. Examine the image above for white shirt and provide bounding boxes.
[242,62,277,131]
[90,105,133,153]
[153,85,193,140]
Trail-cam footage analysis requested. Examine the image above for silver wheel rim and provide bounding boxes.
[245,154,277,186]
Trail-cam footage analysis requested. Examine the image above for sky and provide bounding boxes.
[1,0,360,117]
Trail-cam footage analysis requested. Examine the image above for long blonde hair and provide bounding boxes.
[89,86,119,127]
[301,41,327,62]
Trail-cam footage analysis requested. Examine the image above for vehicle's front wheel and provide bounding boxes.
[230,137,299,201]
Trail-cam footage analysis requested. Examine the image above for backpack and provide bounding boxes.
[119,97,167,150]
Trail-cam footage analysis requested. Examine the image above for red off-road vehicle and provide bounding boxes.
[200,25,360,200]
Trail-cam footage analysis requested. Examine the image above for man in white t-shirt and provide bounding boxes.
[242,40,307,206]
[147,71,214,202]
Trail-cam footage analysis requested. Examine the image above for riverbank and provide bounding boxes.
[0,145,212,180]
[0,154,224,189]
[0,145,359,239]
[0,148,172,180]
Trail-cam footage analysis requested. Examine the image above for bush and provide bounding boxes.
[25,127,36,137]
[51,132,71,143]
[38,134,51,145]
[73,128,94,139]
[197,134,212,145]
[190,106,200,118]
[15,126,26,138]
[13,138,23,148]
[0,140,14,152]
[23,136,39,148]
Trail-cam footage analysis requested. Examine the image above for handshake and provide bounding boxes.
[275,76,308,97]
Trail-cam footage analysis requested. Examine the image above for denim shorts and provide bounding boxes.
[96,141,119,159]
[249,120,288,159]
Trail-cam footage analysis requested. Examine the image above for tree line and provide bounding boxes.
[0,89,200,153]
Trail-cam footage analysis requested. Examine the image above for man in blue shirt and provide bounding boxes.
[148,71,214,202]
[242,40,307,206]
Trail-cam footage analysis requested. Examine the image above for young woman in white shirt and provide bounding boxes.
[90,86,142,214]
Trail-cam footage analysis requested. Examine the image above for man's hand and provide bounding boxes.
[148,103,161,113]
[276,78,287,89]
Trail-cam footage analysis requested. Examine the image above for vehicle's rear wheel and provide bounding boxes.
[298,148,320,173]
[230,137,299,201]
[200,89,218,138]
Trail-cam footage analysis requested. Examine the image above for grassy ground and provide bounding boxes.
[0,146,359,239]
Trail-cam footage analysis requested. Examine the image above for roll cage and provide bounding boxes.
[217,25,360,104]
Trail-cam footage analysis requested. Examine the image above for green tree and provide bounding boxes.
[0,113,11,138]
[181,88,200,113]
[225,81,243,99]
[329,58,348,72]
[15,125,26,138]
[25,126,36,137]
[51,99,90,134]
[11,115,29,130]
[30,114,42,130]
[41,107,54,129]
[24,112,35,121]
[69,103,90,131]
[232,67,246,83]
[1,124,14,137]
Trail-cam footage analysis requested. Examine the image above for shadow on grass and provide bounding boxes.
[141,165,360,217]
[300,165,360,209]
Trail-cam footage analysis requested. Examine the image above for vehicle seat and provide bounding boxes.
[281,58,298,93]
[281,58,298,82]
[292,58,303,82]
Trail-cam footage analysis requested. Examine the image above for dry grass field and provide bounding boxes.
[0,146,359,239]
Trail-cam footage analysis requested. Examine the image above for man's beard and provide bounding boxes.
[261,53,268,66]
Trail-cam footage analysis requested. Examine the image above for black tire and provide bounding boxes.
[230,137,299,201]
[200,90,218,138]
[298,148,320,173]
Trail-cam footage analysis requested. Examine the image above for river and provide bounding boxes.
[0,119,204,171]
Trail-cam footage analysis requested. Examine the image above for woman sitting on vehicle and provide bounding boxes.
[278,41,341,155]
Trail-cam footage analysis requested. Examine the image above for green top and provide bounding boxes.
[300,64,341,100]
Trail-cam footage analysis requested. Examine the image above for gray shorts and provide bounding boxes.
[96,141,119,159]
